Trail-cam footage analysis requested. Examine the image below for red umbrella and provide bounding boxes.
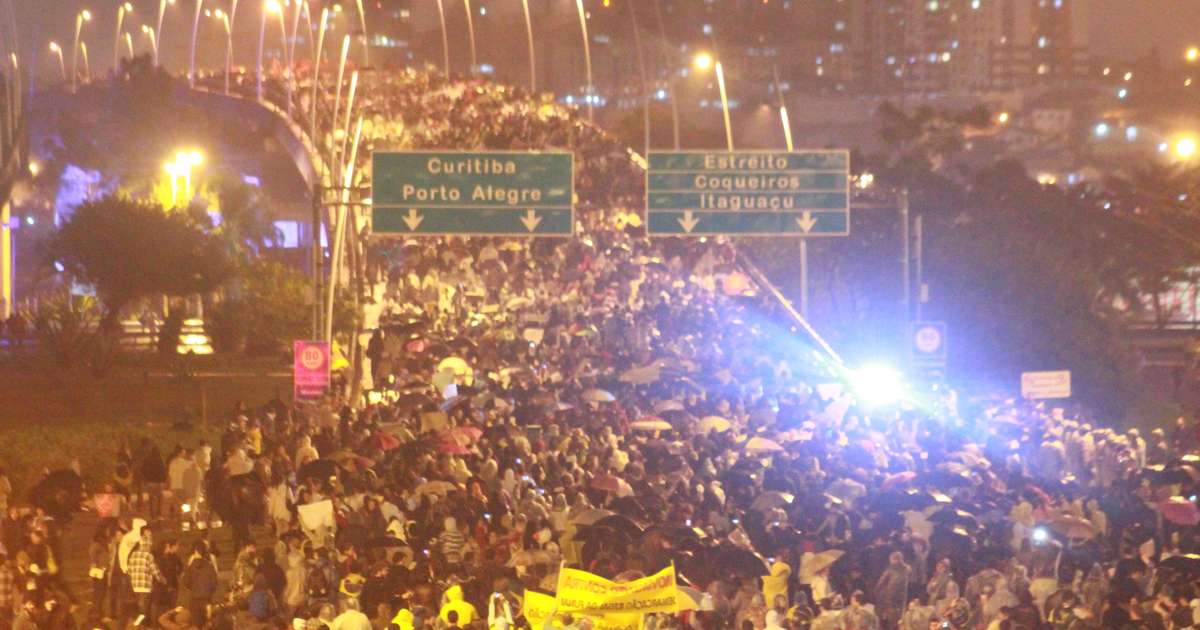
[437,440,471,455]
[366,432,401,452]
[1159,497,1200,526]
[591,474,623,493]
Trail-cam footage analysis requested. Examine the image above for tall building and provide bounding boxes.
[849,0,1091,95]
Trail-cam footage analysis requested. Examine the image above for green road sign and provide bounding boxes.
[371,151,574,236]
[646,150,850,237]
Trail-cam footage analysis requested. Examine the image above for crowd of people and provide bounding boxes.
[3,67,1200,630]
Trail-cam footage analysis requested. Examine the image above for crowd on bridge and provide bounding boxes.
[3,69,1200,630]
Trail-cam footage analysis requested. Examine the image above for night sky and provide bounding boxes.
[12,1,1200,80]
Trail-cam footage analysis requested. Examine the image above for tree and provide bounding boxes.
[42,195,234,331]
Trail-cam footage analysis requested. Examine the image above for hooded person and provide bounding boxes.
[118,518,148,573]
[439,584,478,625]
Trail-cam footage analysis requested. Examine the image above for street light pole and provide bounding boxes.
[462,0,477,73]
[71,10,91,93]
[519,0,536,92]
[114,3,132,74]
[212,10,231,93]
[715,61,732,151]
[141,27,158,68]
[49,42,65,81]
[311,6,329,143]
[627,0,649,155]
[123,33,134,62]
[434,0,449,75]
[354,0,369,66]
[189,0,203,87]
[156,0,174,67]
[574,0,594,121]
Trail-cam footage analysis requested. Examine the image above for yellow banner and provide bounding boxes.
[555,565,678,616]
[524,590,641,630]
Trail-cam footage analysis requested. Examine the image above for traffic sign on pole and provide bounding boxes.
[371,151,574,236]
[645,150,850,237]
[1021,371,1071,400]
[911,321,947,366]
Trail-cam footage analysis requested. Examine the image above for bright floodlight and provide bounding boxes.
[49,42,60,52]
[81,10,92,20]
[1032,527,1050,544]
[849,363,904,406]
[266,0,283,13]
[1177,137,1197,160]
[1187,47,1199,63]
[187,151,203,166]
[123,2,133,11]
[693,52,714,72]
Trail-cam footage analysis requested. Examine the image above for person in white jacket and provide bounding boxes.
[487,592,514,630]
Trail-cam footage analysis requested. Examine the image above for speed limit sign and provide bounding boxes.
[911,321,947,365]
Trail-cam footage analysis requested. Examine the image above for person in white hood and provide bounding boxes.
[118,518,148,573]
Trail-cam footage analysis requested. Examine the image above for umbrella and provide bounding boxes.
[631,418,673,432]
[1046,514,1095,539]
[582,389,616,403]
[507,549,558,567]
[366,432,401,452]
[927,507,979,529]
[569,508,615,526]
[799,550,844,580]
[415,480,456,496]
[676,586,704,611]
[751,492,795,512]
[698,416,732,434]
[436,441,471,455]
[591,514,645,538]
[1159,554,1200,576]
[711,545,770,577]
[608,497,650,520]
[591,474,623,493]
[505,296,534,310]
[620,366,662,385]
[1158,497,1200,526]
[436,357,472,376]
[745,437,784,454]
[327,451,374,469]
[654,400,686,413]
[298,459,339,483]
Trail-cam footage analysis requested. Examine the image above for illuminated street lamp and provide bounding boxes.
[114,2,133,73]
[124,32,134,61]
[1187,47,1199,63]
[212,9,232,93]
[693,52,733,151]
[71,9,92,92]
[433,0,449,74]
[141,26,158,64]
[257,0,286,102]
[575,0,594,121]
[520,0,536,92]
[80,42,91,84]
[48,42,66,81]
[155,0,176,66]
[189,0,204,87]
[462,0,477,73]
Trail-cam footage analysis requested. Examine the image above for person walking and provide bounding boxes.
[127,540,164,625]
[181,541,217,626]
[875,551,913,629]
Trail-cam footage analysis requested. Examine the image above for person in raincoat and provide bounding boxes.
[487,591,514,630]
[439,583,478,626]
[762,559,791,609]
[874,551,912,629]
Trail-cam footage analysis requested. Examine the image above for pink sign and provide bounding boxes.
[294,341,331,400]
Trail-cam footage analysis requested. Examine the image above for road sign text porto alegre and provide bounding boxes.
[371,151,574,236]
[646,150,850,237]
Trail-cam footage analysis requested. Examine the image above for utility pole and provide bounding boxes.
[900,188,910,325]
[915,213,924,322]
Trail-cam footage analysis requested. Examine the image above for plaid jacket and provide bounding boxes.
[128,549,162,594]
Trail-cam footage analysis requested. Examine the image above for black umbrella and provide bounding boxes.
[927,507,979,529]
[298,459,339,484]
[608,497,650,520]
[868,490,938,513]
[592,514,646,538]
[708,545,770,577]
[1160,554,1200,576]
[29,469,85,520]
[917,470,973,488]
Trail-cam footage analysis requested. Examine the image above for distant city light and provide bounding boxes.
[1125,126,1137,141]
[1123,71,1133,81]
[997,111,1010,124]
[693,52,714,72]
[1117,88,1127,99]
[1094,123,1109,137]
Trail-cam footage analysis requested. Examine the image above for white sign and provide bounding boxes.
[1021,370,1071,399]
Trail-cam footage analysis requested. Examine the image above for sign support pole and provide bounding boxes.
[311,182,323,341]
[800,239,809,319]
